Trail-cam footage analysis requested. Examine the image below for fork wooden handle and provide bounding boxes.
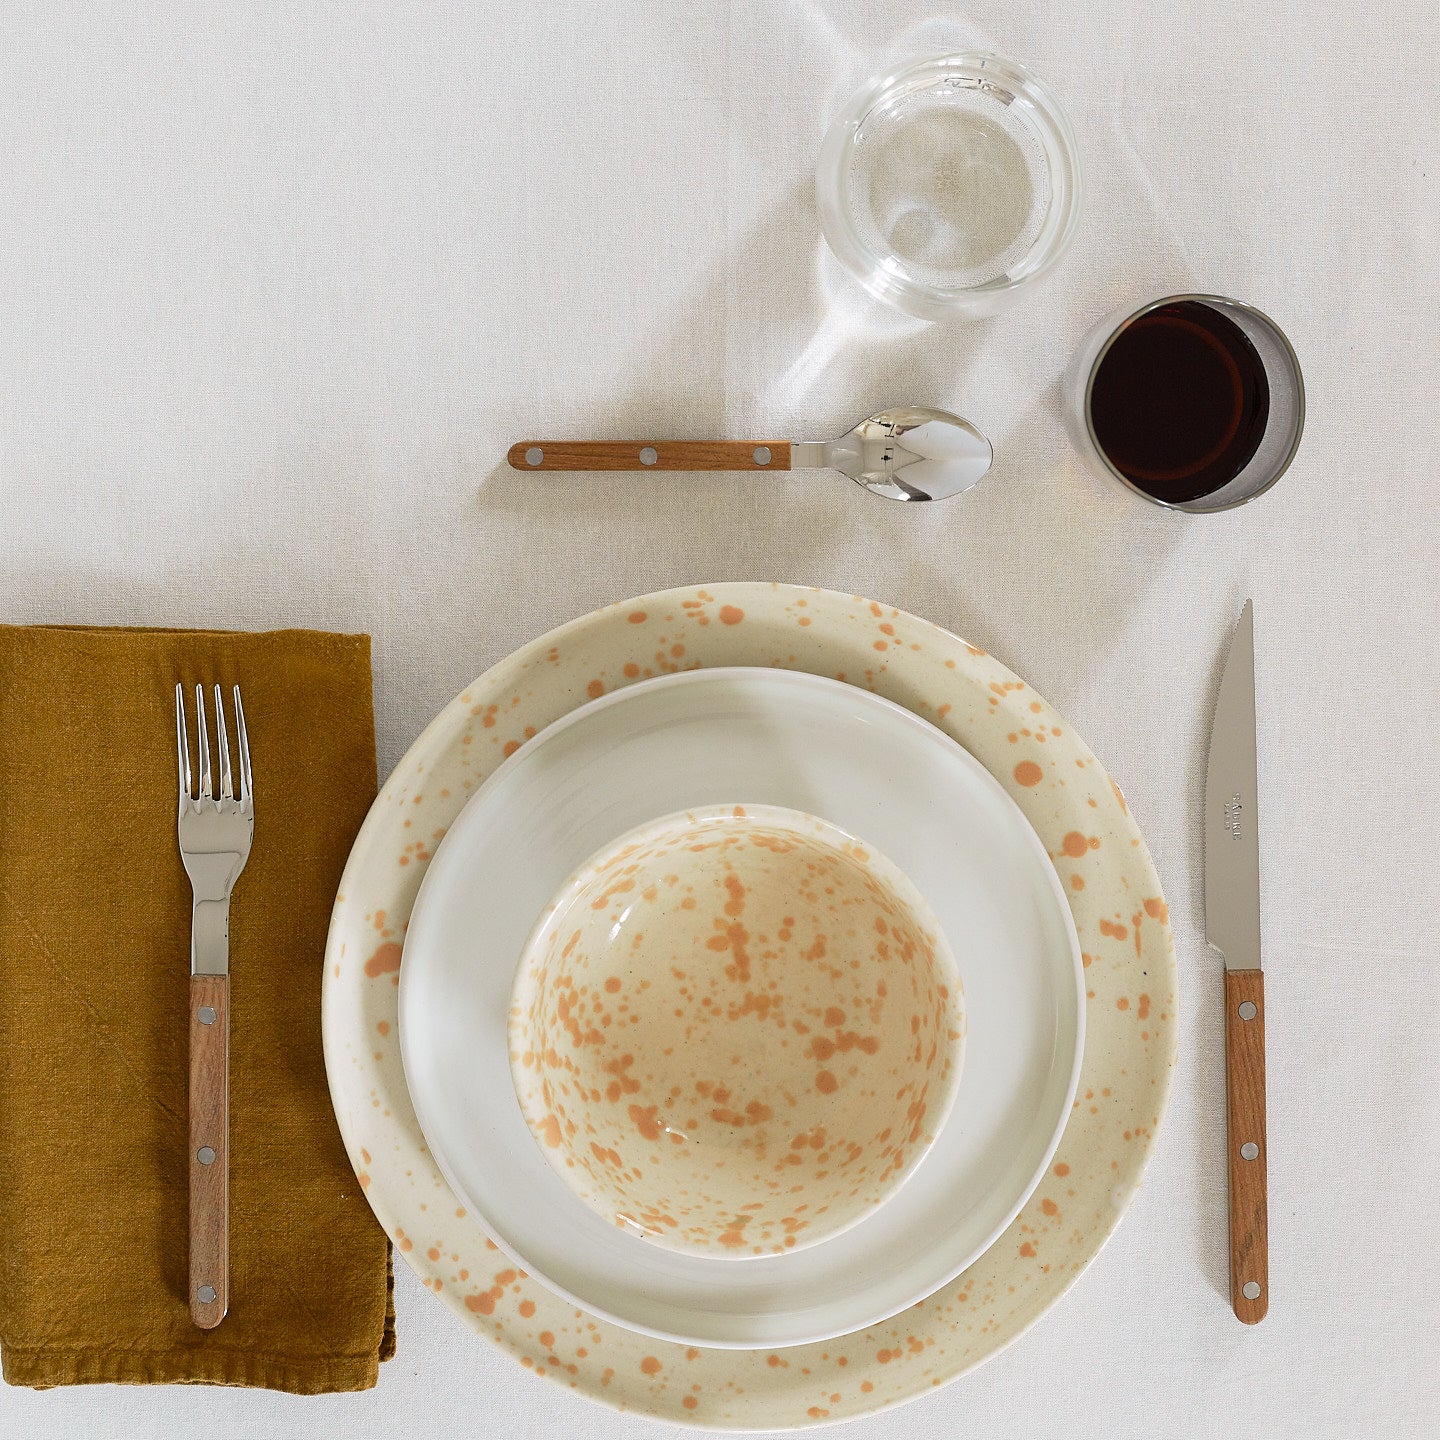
[189,973,229,1327]
[1225,968,1267,1323]
[507,440,793,471]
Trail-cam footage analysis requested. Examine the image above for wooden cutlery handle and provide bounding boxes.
[189,973,229,1327]
[1224,968,1268,1323]
[507,440,792,471]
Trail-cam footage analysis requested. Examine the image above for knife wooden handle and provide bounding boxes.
[507,440,792,471]
[1224,968,1268,1323]
[189,973,229,1328]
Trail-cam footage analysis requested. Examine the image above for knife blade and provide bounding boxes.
[1204,600,1268,1323]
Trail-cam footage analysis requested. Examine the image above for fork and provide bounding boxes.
[175,683,254,1329]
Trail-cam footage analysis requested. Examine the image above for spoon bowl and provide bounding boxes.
[796,407,993,501]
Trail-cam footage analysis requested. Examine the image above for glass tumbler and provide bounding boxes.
[817,53,1081,321]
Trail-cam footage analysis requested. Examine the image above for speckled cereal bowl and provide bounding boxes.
[508,804,965,1260]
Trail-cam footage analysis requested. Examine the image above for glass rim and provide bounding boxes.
[1082,292,1307,514]
[817,51,1082,314]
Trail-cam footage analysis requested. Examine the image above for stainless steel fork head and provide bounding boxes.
[176,684,255,976]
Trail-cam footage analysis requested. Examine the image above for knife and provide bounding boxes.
[1204,600,1268,1323]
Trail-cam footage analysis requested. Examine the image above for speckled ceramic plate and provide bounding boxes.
[323,583,1177,1431]
[397,668,1082,1349]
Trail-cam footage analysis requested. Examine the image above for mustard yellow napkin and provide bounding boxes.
[0,625,394,1392]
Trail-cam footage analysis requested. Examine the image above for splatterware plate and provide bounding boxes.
[398,667,1083,1348]
[323,583,1176,1430]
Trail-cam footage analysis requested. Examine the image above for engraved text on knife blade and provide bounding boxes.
[1225,791,1244,840]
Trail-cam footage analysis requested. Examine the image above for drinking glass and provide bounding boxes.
[817,53,1081,321]
[1066,294,1305,513]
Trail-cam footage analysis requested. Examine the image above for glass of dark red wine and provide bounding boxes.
[1068,293,1304,512]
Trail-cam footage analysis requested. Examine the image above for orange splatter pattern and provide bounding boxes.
[329,582,1179,1428]
[364,942,402,978]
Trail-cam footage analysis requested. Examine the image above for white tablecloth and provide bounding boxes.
[4,2,1438,1436]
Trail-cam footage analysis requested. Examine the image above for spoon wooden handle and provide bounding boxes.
[508,440,792,472]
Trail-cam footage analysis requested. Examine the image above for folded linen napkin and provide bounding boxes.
[0,625,394,1392]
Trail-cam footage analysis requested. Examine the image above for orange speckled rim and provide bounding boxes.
[322,583,1177,1431]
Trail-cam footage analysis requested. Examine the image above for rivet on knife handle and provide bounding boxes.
[1224,968,1268,1322]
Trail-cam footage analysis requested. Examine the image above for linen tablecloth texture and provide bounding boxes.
[5,0,1440,1435]
[0,626,394,1392]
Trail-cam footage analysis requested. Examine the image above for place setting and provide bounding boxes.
[1,38,1297,1435]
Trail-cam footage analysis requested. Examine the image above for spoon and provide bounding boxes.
[507,407,992,502]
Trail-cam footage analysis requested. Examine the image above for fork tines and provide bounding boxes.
[175,684,253,808]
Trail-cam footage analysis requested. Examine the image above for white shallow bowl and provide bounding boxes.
[399,666,1084,1349]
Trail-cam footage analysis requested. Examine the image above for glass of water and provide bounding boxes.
[817,53,1081,320]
